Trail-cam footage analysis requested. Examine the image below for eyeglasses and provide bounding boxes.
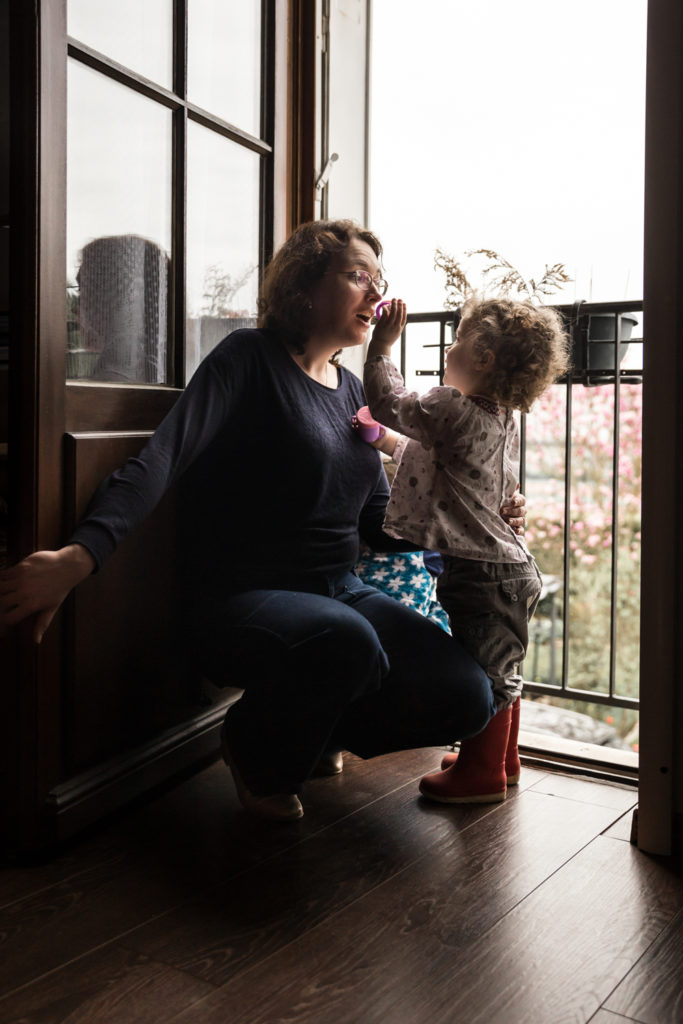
[328,270,389,296]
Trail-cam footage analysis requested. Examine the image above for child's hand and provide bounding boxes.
[368,299,407,355]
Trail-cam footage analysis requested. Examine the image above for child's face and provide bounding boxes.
[444,320,491,394]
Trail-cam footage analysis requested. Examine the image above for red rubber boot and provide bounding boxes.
[420,706,512,804]
[440,696,522,785]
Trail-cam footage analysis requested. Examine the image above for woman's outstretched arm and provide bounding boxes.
[0,543,96,644]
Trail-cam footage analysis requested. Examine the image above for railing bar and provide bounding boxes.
[519,412,526,494]
[609,314,622,699]
[438,320,446,381]
[561,374,573,697]
[523,682,639,710]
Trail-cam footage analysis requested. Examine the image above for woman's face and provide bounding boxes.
[306,239,385,348]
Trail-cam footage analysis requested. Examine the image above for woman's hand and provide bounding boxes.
[367,298,407,358]
[0,544,96,644]
[501,490,527,536]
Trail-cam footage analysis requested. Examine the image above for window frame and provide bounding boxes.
[65,0,276,393]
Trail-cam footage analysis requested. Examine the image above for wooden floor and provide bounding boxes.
[1,747,682,1024]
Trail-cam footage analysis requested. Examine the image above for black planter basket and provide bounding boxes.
[572,310,638,372]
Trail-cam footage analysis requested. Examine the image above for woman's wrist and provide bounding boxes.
[61,543,97,581]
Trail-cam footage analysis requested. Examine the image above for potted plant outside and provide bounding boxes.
[434,248,636,374]
[434,247,572,341]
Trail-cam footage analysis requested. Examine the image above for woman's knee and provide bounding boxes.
[291,608,388,699]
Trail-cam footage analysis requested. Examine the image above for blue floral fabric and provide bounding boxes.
[356,550,451,634]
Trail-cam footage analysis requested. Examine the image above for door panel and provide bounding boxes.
[63,432,201,776]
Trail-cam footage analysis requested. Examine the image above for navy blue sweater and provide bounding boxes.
[69,329,411,596]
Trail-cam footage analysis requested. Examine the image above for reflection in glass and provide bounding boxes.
[186,121,260,377]
[67,0,173,89]
[188,0,261,135]
[67,60,172,382]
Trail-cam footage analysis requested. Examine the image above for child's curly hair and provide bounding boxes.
[459,296,570,413]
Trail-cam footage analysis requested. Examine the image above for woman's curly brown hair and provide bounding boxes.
[459,296,571,413]
[258,219,383,355]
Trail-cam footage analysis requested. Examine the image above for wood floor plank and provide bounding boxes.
[605,905,683,1023]
[163,789,628,1024]
[0,745,445,910]
[589,1011,640,1023]
[527,771,638,811]
[0,747,486,999]
[603,809,637,843]
[0,944,215,1024]
[121,774,501,987]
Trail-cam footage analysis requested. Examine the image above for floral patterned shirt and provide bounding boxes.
[364,354,530,563]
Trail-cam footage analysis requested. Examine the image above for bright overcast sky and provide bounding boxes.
[369,0,647,312]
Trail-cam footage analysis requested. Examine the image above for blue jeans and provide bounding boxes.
[188,571,495,794]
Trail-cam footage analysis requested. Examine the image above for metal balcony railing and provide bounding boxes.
[398,300,643,723]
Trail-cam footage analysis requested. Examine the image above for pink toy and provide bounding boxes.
[371,300,392,324]
[352,405,386,443]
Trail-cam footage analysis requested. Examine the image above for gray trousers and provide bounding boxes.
[437,553,543,709]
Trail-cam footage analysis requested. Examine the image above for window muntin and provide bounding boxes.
[67,0,173,89]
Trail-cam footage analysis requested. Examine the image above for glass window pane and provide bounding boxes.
[186,121,260,377]
[67,0,173,89]
[188,0,261,136]
[67,61,172,383]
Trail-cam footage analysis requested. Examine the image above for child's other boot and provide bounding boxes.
[440,695,522,785]
[420,705,512,804]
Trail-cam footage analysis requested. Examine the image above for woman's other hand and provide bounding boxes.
[501,490,527,536]
[0,544,96,644]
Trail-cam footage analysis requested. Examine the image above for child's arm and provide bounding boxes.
[366,298,407,360]
[352,406,401,456]
[370,427,400,457]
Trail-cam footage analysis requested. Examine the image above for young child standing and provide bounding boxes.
[362,295,570,803]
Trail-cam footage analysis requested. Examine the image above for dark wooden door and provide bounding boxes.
[2,0,300,853]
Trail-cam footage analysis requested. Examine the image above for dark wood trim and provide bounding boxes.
[289,0,317,226]
[44,697,239,841]
[171,107,187,386]
[4,0,39,855]
[65,384,181,433]
[173,0,187,100]
[4,0,69,853]
[67,40,272,156]
[186,106,272,155]
[260,0,276,269]
[170,1,187,386]
[66,39,182,108]
[638,0,683,856]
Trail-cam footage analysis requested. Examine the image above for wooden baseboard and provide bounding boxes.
[43,691,242,844]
